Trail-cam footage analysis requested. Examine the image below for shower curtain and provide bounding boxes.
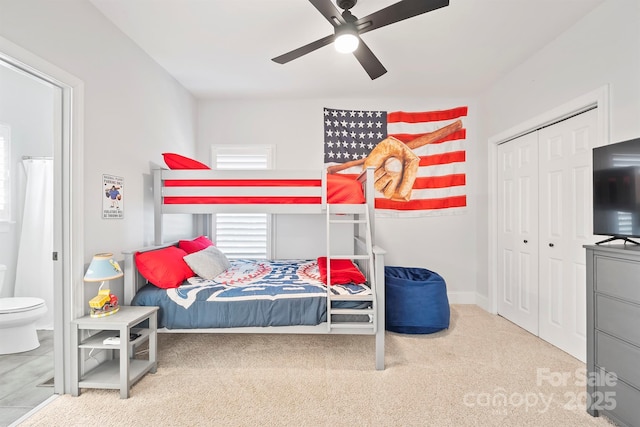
[14,158,54,329]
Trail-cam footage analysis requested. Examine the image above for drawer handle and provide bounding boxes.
[549,243,554,247]
[524,240,528,243]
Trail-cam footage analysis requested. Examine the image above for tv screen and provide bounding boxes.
[593,137,640,240]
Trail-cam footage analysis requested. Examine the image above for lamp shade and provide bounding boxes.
[84,253,123,282]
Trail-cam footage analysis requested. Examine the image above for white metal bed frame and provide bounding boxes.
[122,167,386,370]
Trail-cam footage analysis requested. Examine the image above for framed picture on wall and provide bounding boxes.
[102,174,123,219]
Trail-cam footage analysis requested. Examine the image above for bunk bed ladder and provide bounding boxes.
[326,203,377,333]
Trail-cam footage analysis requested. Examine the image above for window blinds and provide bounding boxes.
[211,145,273,259]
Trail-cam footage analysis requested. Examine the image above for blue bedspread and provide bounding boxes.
[131,259,371,329]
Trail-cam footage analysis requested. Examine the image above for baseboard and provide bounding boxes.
[447,291,476,305]
[474,293,491,312]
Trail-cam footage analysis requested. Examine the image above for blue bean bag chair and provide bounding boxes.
[385,266,450,334]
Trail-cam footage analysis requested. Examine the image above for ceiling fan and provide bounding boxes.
[271,0,450,80]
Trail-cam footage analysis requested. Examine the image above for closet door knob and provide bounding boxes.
[549,243,554,247]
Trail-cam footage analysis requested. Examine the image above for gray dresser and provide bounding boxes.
[585,244,640,427]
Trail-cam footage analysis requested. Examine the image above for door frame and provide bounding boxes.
[0,35,84,395]
[487,85,610,315]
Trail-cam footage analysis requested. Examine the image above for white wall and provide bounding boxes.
[0,65,54,297]
[0,0,197,265]
[198,0,639,306]
[3,0,634,310]
[475,0,640,305]
[198,97,479,302]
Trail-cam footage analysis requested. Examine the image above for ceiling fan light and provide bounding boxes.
[334,30,359,53]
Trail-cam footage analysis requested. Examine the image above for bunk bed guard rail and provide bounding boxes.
[153,167,376,245]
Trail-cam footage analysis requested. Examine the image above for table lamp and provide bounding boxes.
[84,253,123,318]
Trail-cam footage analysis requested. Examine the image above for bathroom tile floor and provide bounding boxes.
[0,330,54,427]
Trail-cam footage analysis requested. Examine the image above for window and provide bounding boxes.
[0,124,10,222]
[211,145,273,259]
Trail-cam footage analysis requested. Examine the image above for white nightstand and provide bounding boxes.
[70,305,159,399]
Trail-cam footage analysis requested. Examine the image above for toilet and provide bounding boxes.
[0,264,48,355]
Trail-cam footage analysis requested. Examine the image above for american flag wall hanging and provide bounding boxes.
[323,106,468,215]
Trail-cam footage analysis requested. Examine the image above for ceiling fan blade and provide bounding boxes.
[352,39,387,80]
[309,0,346,27]
[356,0,449,35]
[272,34,335,64]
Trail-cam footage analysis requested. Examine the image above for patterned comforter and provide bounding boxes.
[131,259,371,329]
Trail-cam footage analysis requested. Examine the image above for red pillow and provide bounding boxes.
[317,257,367,286]
[135,246,194,289]
[162,153,210,170]
[327,174,365,204]
[178,235,214,254]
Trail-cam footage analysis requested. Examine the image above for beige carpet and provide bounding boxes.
[20,305,614,427]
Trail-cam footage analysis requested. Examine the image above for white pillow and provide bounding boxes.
[183,246,231,280]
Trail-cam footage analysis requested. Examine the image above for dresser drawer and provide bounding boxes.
[595,255,640,303]
[596,331,640,390]
[593,368,640,427]
[596,295,640,347]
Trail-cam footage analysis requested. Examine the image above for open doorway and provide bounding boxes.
[0,60,56,326]
[0,34,84,409]
[0,51,59,421]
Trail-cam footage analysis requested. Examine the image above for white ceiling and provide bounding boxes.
[89,0,606,99]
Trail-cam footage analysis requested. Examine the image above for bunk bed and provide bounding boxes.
[122,164,386,370]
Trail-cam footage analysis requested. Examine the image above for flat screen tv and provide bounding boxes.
[593,137,640,244]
